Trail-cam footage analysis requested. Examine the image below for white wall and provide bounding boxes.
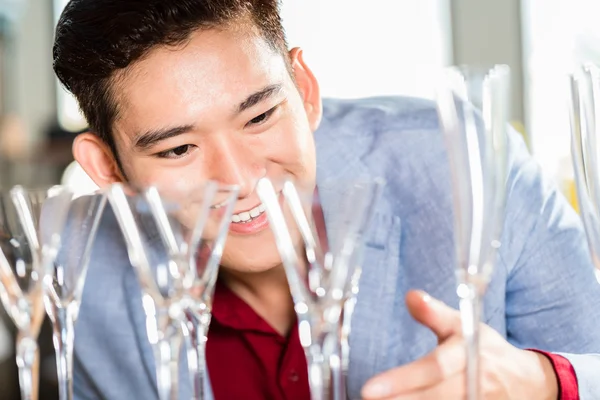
[522,0,600,178]
[280,0,452,100]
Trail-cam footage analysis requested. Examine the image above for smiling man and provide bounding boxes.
[53,1,600,399]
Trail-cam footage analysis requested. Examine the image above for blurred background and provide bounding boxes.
[0,0,598,398]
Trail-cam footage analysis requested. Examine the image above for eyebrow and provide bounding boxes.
[133,84,283,151]
[237,83,283,114]
[134,125,195,151]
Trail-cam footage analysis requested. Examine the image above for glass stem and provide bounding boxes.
[327,330,345,400]
[183,310,209,400]
[154,324,182,400]
[341,296,357,380]
[15,332,39,400]
[305,342,330,400]
[51,304,76,400]
[459,285,482,400]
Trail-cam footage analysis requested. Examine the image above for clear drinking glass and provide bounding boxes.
[0,186,106,400]
[256,177,383,400]
[107,182,237,400]
[435,65,510,400]
[568,63,600,279]
[39,189,107,400]
[180,184,237,400]
[0,186,52,400]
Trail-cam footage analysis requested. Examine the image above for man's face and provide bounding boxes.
[99,27,320,274]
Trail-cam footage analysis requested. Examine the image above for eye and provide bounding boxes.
[246,106,278,127]
[172,145,190,156]
[250,113,268,124]
[156,144,195,159]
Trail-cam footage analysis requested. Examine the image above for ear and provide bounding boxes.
[72,132,125,188]
[289,47,322,132]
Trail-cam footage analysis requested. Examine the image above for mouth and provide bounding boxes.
[231,202,267,224]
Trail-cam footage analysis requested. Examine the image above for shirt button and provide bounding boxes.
[289,370,299,383]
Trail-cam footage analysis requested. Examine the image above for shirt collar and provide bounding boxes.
[211,278,284,338]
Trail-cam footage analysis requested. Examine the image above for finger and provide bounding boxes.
[388,371,465,400]
[362,335,465,399]
[405,290,462,342]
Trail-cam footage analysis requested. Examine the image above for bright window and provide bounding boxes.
[522,0,600,179]
[281,0,452,100]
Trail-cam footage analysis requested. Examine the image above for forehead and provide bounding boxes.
[113,27,287,136]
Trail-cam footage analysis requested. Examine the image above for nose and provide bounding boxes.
[206,136,264,199]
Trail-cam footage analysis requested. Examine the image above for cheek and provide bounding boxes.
[125,156,207,193]
[262,117,316,172]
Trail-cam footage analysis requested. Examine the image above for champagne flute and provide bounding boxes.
[568,63,600,278]
[0,186,51,400]
[256,177,383,400]
[180,183,237,400]
[107,182,237,400]
[39,189,107,400]
[435,65,510,400]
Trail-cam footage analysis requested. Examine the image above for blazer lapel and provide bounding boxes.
[315,129,404,398]
[346,214,402,398]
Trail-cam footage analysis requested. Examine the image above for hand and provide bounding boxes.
[361,290,558,400]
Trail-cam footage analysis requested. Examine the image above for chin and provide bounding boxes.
[219,237,284,275]
[219,254,283,275]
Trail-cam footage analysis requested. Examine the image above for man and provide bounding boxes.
[53,0,600,399]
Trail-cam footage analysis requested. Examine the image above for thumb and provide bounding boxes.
[406,290,461,342]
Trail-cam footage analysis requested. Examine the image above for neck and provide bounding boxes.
[220,265,295,336]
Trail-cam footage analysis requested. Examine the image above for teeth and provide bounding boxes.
[239,212,251,222]
[232,203,266,224]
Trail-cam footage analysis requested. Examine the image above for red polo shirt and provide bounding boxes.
[206,280,579,400]
[206,279,310,399]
